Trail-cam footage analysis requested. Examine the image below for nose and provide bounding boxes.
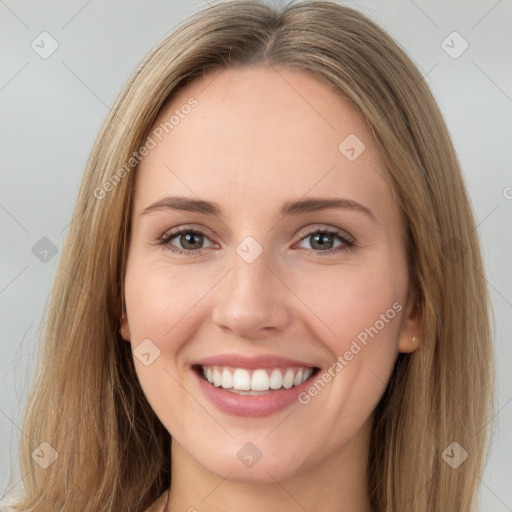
[211,247,291,339]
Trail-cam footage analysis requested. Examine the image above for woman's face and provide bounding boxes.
[121,66,419,483]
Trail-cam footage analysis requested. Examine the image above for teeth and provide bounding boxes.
[282,369,294,389]
[213,367,222,387]
[201,365,315,392]
[269,368,283,389]
[251,369,269,391]
[221,368,233,389]
[232,369,251,390]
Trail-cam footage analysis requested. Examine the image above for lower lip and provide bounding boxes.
[194,369,317,417]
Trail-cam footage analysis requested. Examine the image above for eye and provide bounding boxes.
[294,226,355,255]
[157,227,215,255]
[156,225,355,256]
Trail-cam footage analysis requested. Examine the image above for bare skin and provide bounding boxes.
[120,65,420,512]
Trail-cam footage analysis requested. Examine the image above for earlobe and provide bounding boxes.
[397,295,421,354]
[119,313,131,342]
[398,335,420,353]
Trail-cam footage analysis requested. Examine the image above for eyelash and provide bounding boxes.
[156,225,356,257]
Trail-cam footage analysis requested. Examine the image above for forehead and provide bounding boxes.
[134,66,393,221]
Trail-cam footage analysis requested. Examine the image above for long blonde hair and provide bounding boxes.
[10,1,494,510]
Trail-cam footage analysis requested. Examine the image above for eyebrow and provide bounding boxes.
[141,196,377,223]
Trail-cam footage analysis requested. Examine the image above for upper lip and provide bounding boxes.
[193,354,319,370]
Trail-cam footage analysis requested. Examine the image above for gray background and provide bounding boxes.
[1,0,511,509]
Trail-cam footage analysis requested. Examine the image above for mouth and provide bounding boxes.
[192,364,320,395]
[191,353,322,417]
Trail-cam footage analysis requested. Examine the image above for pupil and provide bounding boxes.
[182,233,202,250]
[312,233,333,250]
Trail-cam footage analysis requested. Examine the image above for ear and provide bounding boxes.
[397,292,421,354]
[119,313,131,342]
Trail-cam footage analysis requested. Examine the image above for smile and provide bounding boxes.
[200,365,314,394]
[191,355,320,417]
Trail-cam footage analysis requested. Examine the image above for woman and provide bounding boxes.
[3,0,494,510]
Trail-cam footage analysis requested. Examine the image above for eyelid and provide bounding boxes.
[160,223,216,241]
[159,225,217,248]
[295,224,354,244]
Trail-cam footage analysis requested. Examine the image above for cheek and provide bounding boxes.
[288,255,405,411]
[122,259,193,405]
[123,257,198,435]
[290,258,405,349]
[297,255,406,417]
[123,256,210,341]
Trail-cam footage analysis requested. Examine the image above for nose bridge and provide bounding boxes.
[228,240,274,310]
[233,241,270,293]
[211,237,290,336]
